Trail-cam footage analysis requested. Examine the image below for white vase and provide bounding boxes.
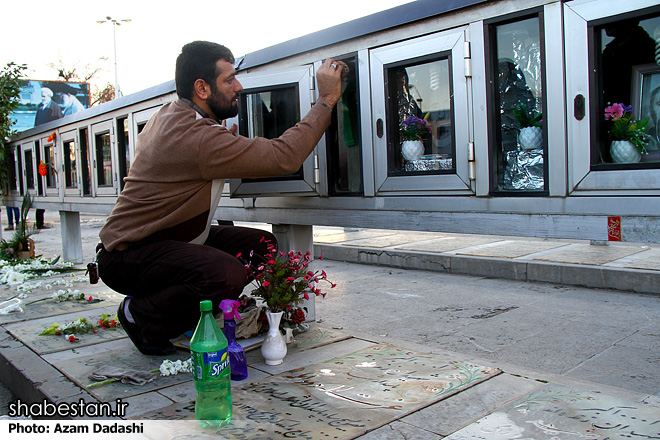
[401,140,424,161]
[261,311,287,366]
[610,140,641,164]
[518,126,543,150]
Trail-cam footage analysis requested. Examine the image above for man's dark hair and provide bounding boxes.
[175,41,235,99]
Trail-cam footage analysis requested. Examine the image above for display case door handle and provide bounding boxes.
[574,94,585,121]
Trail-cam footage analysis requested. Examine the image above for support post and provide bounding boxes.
[271,224,316,321]
[60,211,83,264]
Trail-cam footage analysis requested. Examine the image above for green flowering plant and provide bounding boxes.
[400,115,432,141]
[513,102,543,128]
[243,238,335,326]
[0,193,38,259]
[605,103,649,154]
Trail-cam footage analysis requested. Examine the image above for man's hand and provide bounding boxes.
[316,58,348,109]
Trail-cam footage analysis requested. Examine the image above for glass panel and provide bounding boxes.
[326,56,362,195]
[95,132,112,187]
[239,86,302,180]
[493,16,545,192]
[596,13,660,165]
[63,140,77,188]
[117,117,129,190]
[79,128,91,196]
[245,87,299,138]
[35,141,44,196]
[387,57,454,175]
[8,153,17,191]
[24,150,34,190]
[16,150,24,195]
[44,145,56,188]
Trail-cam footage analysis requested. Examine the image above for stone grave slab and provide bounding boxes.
[287,327,353,353]
[248,338,376,376]
[139,344,501,440]
[341,233,443,248]
[4,305,126,354]
[172,325,352,355]
[49,341,194,401]
[457,240,570,258]
[395,236,504,253]
[533,244,648,265]
[0,288,121,325]
[444,382,660,440]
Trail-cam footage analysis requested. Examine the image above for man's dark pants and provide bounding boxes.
[98,225,276,342]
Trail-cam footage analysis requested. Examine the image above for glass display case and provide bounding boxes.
[91,121,117,196]
[565,0,660,194]
[230,66,318,196]
[593,11,660,166]
[62,132,79,193]
[487,14,547,193]
[370,28,473,195]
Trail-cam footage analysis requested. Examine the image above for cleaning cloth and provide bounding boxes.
[89,366,157,386]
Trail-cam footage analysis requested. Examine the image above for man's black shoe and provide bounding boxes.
[117,298,176,356]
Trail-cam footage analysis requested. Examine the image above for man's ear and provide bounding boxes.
[193,79,210,100]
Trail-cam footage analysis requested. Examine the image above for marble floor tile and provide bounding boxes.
[457,240,570,258]
[533,244,648,265]
[341,233,443,248]
[395,236,504,253]
[5,304,125,354]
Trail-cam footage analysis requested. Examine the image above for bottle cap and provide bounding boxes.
[219,299,241,320]
[200,300,213,312]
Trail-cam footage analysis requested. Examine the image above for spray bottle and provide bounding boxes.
[219,299,248,380]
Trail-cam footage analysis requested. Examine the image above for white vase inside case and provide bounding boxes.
[518,126,543,150]
[401,139,425,161]
[610,140,641,164]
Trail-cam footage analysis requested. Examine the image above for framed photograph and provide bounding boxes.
[632,64,660,150]
[632,63,660,121]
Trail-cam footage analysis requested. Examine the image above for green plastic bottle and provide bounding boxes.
[190,300,232,427]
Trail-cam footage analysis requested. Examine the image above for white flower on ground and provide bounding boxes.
[159,359,193,376]
[2,270,25,285]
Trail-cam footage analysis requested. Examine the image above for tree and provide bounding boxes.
[91,82,115,106]
[48,57,106,83]
[0,62,27,191]
[48,57,114,106]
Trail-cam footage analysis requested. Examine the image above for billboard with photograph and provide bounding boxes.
[9,80,90,132]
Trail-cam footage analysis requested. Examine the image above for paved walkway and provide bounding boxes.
[0,212,658,438]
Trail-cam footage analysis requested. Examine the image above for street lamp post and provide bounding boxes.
[96,16,131,99]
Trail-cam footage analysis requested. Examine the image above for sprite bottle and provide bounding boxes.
[190,300,232,427]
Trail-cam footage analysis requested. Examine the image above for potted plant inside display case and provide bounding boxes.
[513,103,543,150]
[604,103,649,164]
[400,115,432,161]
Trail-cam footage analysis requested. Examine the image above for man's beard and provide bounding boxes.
[207,84,239,121]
